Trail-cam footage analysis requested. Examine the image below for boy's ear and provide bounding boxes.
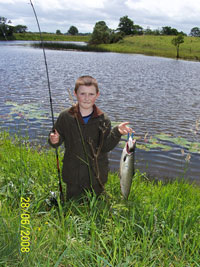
[74,90,77,96]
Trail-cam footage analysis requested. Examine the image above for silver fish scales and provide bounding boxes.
[119,136,136,199]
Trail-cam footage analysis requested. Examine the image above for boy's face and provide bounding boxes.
[74,85,99,112]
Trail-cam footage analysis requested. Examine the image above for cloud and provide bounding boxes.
[124,0,200,33]
[125,0,200,17]
[1,0,200,34]
[32,0,106,12]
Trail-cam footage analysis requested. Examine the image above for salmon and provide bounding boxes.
[119,135,136,199]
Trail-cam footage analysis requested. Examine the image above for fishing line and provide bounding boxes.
[127,132,134,140]
[30,0,64,204]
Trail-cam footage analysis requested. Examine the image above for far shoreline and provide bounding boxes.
[4,33,200,62]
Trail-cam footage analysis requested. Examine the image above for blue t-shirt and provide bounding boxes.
[82,111,93,124]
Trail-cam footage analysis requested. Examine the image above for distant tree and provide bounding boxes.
[179,31,187,36]
[133,24,143,35]
[68,26,78,35]
[161,26,179,35]
[0,16,14,39]
[109,30,124,43]
[117,15,134,35]
[144,27,153,35]
[89,21,110,44]
[171,34,184,59]
[13,25,27,33]
[56,29,62,35]
[190,27,200,37]
[154,29,161,35]
[0,16,6,24]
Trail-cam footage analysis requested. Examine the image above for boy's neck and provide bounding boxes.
[79,106,94,117]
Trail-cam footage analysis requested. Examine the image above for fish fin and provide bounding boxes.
[123,155,127,162]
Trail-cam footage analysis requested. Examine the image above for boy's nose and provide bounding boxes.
[85,94,89,100]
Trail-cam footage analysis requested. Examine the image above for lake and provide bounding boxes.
[0,41,200,184]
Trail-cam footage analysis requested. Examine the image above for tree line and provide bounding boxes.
[0,17,28,40]
[1,15,200,42]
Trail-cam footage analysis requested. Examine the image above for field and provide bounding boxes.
[14,33,90,42]
[99,35,200,61]
[1,131,200,266]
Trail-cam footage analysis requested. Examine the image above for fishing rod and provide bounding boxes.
[30,0,64,204]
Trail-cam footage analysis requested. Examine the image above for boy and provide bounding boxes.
[49,76,132,200]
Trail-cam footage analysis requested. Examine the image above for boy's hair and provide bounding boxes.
[74,76,99,93]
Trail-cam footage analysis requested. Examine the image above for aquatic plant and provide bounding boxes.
[112,120,200,154]
[31,42,109,53]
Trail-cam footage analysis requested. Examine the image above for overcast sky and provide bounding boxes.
[1,0,200,34]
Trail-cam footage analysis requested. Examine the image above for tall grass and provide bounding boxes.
[0,131,200,266]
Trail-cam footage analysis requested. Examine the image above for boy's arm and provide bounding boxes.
[100,120,133,153]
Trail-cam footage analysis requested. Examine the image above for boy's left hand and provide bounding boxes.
[118,122,134,135]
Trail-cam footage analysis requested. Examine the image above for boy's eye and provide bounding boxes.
[80,93,95,96]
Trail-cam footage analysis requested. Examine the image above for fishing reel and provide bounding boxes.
[45,191,58,208]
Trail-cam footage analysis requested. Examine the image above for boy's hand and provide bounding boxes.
[118,122,133,135]
[50,129,60,144]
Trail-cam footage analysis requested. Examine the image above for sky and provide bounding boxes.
[1,0,200,35]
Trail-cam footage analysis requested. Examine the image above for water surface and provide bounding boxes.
[0,41,199,184]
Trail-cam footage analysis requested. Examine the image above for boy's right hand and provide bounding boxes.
[50,129,60,144]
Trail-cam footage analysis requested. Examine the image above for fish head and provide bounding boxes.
[126,137,136,154]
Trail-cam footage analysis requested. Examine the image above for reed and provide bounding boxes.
[0,132,200,266]
[31,41,109,53]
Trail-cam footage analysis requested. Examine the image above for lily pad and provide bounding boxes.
[5,101,49,120]
[136,144,150,151]
[170,137,191,148]
[155,134,191,148]
[149,137,158,143]
[189,142,200,153]
[145,143,172,151]
[118,136,172,151]
[155,133,175,142]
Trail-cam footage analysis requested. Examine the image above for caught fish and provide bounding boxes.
[119,135,136,199]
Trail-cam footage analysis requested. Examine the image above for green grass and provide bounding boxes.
[14,32,90,42]
[99,35,200,61]
[1,131,200,266]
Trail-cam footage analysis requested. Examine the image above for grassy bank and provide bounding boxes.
[14,32,90,42]
[1,132,200,266]
[99,35,200,61]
